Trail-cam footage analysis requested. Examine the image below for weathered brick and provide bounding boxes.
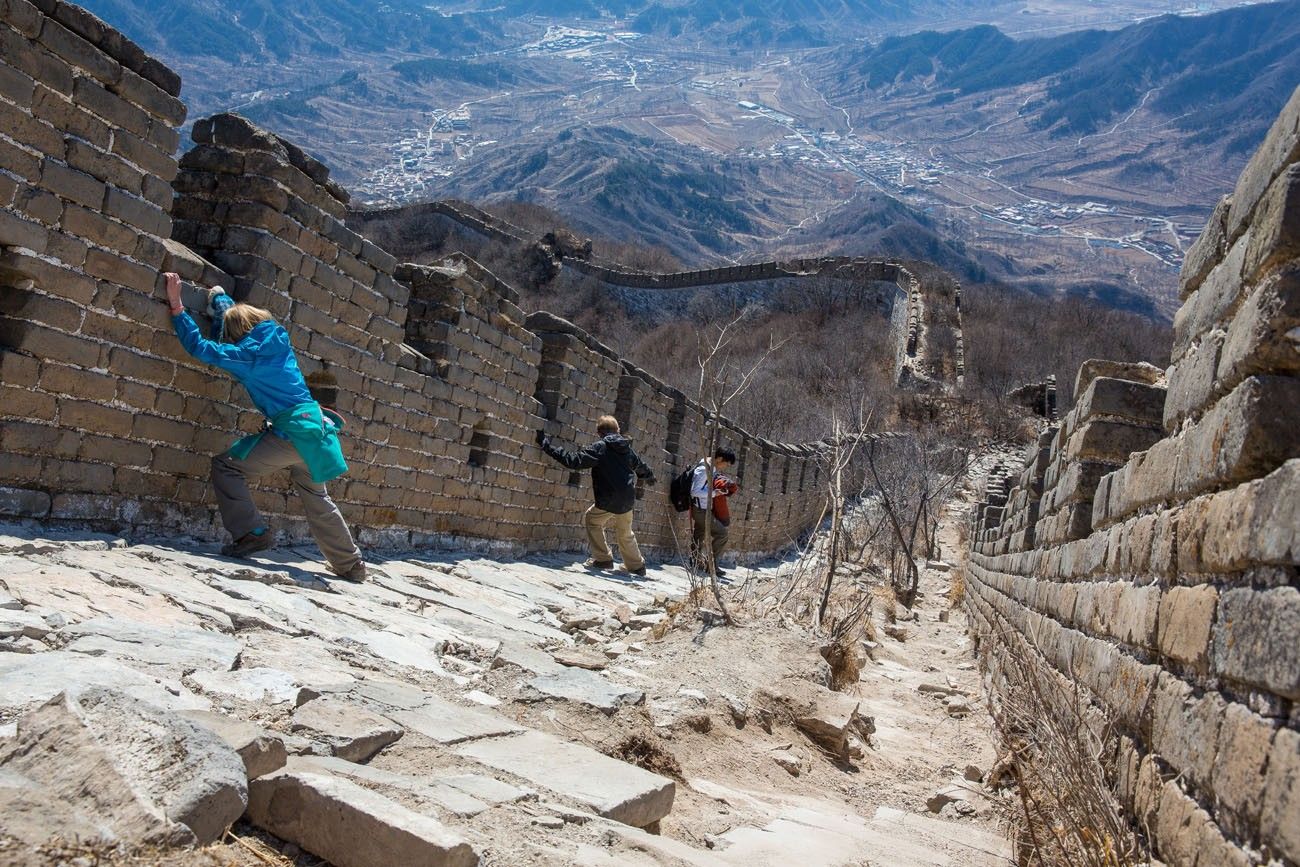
[1227,84,1300,243]
[40,158,106,209]
[1172,230,1248,362]
[0,207,50,252]
[108,65,185,126]
[1244,163,1300,282]
[0,135,42,182]
[29,81,110,149]
[84,248,155,293]
[1181,195,1230,298]
[50,491,119,520]
[1212,702,1276,840]
[37,16,120,86]
[1213,586,1300,699]
[0,26,72,95]
[103,185,170,237]
[109,347,174,386]
[0,349,40,387]
[1217,265,1300,386]
[0,420,79,457]
[1162,327,1224,430]
[0,383,55,420]
[79,433,152,468]
[1066,419,1163,465]
[0,320,102,367]
[1174,375,1300,499]
[38,360,114,397]
[0,57,37,106]
[58,397,134,437]
[109,126,177,182]
[0,485,50,518]
[0,0,43,38]
[1157,585,1217,670]
[1260,726,1300,863]
[71,76,150,138]
[132,412,195,445]
[64,137,143,192]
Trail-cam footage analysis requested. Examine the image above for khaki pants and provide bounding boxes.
[584,505,645,571]
[690,504,728,564]
[211,433,362,573]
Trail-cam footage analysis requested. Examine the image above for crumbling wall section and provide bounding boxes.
[965,86,1300,866]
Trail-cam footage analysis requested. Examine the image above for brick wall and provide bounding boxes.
[965,85,1300,865]
[0,1,829,558]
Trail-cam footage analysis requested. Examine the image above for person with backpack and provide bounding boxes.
[163,272,366,582]
[536,415,657,576]
[689,448,739,575]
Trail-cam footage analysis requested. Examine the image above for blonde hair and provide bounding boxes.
[596,415,620,435]
[223,303,274,343]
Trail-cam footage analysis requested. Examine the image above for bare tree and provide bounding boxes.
[692,307,788,625]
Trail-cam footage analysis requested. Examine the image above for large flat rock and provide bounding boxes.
[59,617,242,675]
[291,755,525,818]
[455,729,674,828]
[291,697,403,762]
[247,767,479,867]
[189,666,310,705]
[523,667,645,714]
[0,688,246,846]
[180,710,287,780]
[388,694,523,745]
[0,651,208,714]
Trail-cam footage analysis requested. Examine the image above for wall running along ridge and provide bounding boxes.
[966,85,1300,866]
[349,198,967,390]
[0,0,836,556]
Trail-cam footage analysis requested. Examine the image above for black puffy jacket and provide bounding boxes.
[542,434,656,514]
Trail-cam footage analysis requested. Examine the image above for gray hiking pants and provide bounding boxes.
[211,433,361,573]
[690,504,729,563]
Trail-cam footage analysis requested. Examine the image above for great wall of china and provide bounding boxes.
[0,0,1297,863]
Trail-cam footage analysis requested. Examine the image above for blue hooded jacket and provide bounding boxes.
[172,294,348,483]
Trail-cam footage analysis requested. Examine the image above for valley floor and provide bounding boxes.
[0,483,1012,866]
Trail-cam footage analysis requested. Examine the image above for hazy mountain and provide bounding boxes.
[832,0,1300,148]
[73,0,509,61]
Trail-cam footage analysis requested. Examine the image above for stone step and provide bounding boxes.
[292,754,530,818]
[247,766,478,867]
[454,729,674,828]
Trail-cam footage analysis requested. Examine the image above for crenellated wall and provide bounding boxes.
[0,1,829,558]
[966,85,1300,866]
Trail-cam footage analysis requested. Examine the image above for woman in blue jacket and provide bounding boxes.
[164,272,365,581]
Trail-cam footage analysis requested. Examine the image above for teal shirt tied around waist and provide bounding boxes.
[171,294,349,484]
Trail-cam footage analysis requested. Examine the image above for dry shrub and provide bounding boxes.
[981,632,1147,867]
[873,584,898,624]
[820,634,865,692]
[610,734,683,781]
[948,569,966,608]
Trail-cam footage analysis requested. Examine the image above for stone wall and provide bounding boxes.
[965,86,1300,865]
[351,201,957,388]
[0,1,827,558]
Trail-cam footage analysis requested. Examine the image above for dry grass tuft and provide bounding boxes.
[610,734,684,781]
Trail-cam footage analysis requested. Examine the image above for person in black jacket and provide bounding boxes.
[537,415,656,575]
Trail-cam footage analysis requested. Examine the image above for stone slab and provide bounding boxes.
[180,709,288,780]
[0,651,209,714]
[291,697,403,762]
[247,767,478,867]
[189,666,310,706]
[455,729,674,827]
[388,694,523,745]
[59,617,241,674]
[523,667,645,713]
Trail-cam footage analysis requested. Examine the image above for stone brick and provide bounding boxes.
[1217,265,1300,386]
[63,137,143,192]
[1245,163,1300,281]
[0,349,40,387]
[1227,84,1300,243]
[1162,327,1223,431]
[1189,460,1299,572]
[0,383,55,420]
[1260,726,1300,864]
[132,413,196,445]
[58,397,134,437]
[109,126,177,182]
[71,76,150,138]
[1174,375,1300,499]
[1213,586,1300,699]
[1150,672,1223,790]
[84,248,155,294]
[103,185,170,237]
[108,65,185,126]
[40,158,105,209]
[0,27,72,96]
[1113,583,1160,649]
[0,485,50,518]
[1076,376,1165,426]
[0,134,42,182]
[1181,194,1230,298]
[0,320,102,367]
[50,491,120,520]
[0,208,50,252]
[1173,231,1248,363]
[79,433,152,468]
[1212,702,1275,840]
[30,81,110,149]
[0,0,43,38]
[38,16,121,85]
[1157,585,1217,670]
[38,360,114,397]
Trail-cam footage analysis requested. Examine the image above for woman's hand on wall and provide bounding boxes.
[163,271,183,314]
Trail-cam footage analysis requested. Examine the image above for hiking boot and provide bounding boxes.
[332,561,367,583]
[584,559,614,570]
[220,530,273,559]
[629,566,647,577]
